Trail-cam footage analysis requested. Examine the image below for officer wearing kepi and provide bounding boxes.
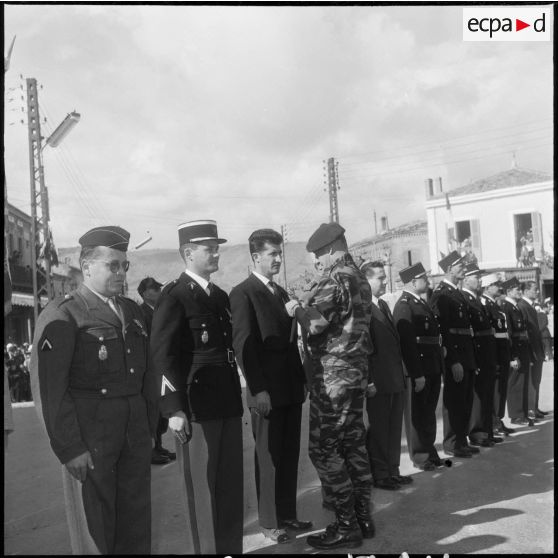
[480,273,515,437]
[393,262,447,471]
[30,226,152,554]
[149,220,244,554]
[429,251,479,459]
[460,263,501,448]
[286,222,374,550]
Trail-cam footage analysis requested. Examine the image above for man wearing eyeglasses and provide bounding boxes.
[30,226,152,554]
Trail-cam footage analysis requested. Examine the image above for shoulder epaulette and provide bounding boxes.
[162,279,179,294]
[55,293,74,307]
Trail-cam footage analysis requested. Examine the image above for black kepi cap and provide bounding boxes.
[438,250,465,273]
[137,277,163,296]
[79,226,130,252]
[501,276,520,291]
[463,262,483,276]
[177,220,227,247]
[399,262,428,284]
[306,222,346,253]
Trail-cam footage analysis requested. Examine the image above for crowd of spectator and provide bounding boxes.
[5,342,32,403]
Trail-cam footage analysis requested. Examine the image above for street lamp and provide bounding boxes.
[45,111,80,148]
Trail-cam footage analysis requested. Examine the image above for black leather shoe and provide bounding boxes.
[354,497,375,539]
[445,448,473,458]
[479,439,495,447]
[536,409,549,416]
[357,518,375,539]
[500,421,516,434]
[491,436,504,443]
[279,519,313,531]
[535,411,546,419]
[511,417,529,425]
[307,527,362,550]
[417,460,436,470]
[464,444,480,454]
[391,474,413,485]
[469,439,482,446]
[528,419,535,426]
[374,478,401,490]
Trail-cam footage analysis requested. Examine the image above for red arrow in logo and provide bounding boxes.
[516,19,530,31]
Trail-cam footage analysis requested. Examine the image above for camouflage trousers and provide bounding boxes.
[308,360,372,518]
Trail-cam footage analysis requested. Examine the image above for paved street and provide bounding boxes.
[4,362,554,555]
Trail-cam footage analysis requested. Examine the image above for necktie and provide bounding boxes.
[268,281,282,301]
[108,297,124,324]
[378,299,391,321]
[206,282,213,296]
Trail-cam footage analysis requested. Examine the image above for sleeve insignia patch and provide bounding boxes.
[41,338,53,351]
[161,375,177,396]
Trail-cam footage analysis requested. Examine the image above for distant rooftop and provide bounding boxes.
[433,167,552,199]
[351,219,427,249]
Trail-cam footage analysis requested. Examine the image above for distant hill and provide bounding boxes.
[58,242,316,302]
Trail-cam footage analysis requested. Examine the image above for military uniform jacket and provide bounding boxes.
[230,274,305,409]
[429,280,477,370]
[481,295,511,368]
[30,284,150,464]
[150,273,243,421]
[393,291,443,379]
[500,299,533,364]
[461,289,497,371]
[306,253,373,370]
[368,299,405,392]
[517,298,545,362]
[140,302,154,336]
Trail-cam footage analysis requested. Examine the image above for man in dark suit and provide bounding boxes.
[500,277,536,426]
[360,261,409,490]
[518,281,548,418]
[150,220,244,554]
[230,229,310,544]
[429,251,479,459]
[30,226,152,554]
[138,277,175,465]
[394,263,447,471]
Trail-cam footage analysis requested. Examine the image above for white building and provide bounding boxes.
[425,167,553,272]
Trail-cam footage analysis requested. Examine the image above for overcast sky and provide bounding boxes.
[4,4,553,250]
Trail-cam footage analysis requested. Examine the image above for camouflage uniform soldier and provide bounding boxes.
[286,222,374,550]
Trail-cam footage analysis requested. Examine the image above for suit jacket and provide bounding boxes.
[500,299,533,364]
[429,280,477,370]
[140,302,154,336]
[368,299,405,392]
[230,274,305,408]
[150,273,243,421]
[481,294,511,367]
[518,298,545,362]
[461,289,497,371]
[393,291,443,379]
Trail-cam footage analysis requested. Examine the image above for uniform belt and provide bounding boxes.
[191,349,235,365]
[494,332,509,340]
[448,327,474,337]
[511,332,528,340]
[416,335,442,346]
[473,328,494,338]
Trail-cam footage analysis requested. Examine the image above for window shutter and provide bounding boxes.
[470,219,482,261]
[531,211,543,259]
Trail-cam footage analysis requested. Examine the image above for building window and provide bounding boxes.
[448,219,481,264]
[18,237,23,253]
[514,212,543,266]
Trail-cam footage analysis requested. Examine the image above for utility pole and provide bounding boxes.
[326,157,340,223]
[26,78,52,323]
[281,224,288,288]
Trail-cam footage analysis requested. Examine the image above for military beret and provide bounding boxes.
[399,262,428,284]
[177,220,226,247]
[137,277,163,296]
[481,273,500,288]
[438,250,465,273]
[463,262,483,276]
[79,226,130,251]
[501,276,520,291]
[306,222,346,253]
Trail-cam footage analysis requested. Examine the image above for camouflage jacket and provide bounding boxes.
[306,253,373,369]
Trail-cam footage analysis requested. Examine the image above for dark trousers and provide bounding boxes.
[75,395,152,555]
[530,359,544,411]
[252,403,302,528]
[508,361,535,419]
[366,391,404,480]
[493,362,510,421]
[404,375,441,466]
[469,364,496,441]
[177,417,243,554]
[154,415,169,449]
[442,365,475,452]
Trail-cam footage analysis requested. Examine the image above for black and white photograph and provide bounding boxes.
[4,2,554,555]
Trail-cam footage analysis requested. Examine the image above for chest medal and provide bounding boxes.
[98,337,108,361]
[201,330,209,344]
[497,319,502,329]
[425,319,430,331]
